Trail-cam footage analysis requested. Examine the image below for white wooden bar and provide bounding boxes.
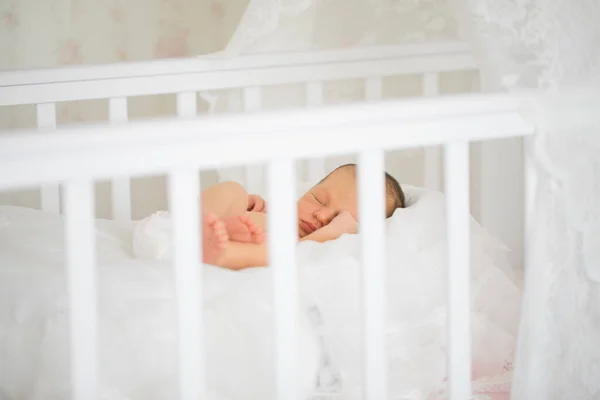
[444,141,471,399]
[1,42,471,86]
[1,55,474,106]
[242,87,261,110]
[305,82,327,183]
[365,77,383,101]
[423,72,439,96]
[423,72,442,191]
[64,180,97,400]
[217,85,245,185]
[1,42,476,106]
[306,82,323,107]
[243,87,265,194]
[36,103,61,213]
[169,169,204,400]
[176,91,197,117]
[523,136,537,268]
[0,95,535,190]
[0,114,532,191]
[2,94,527,150]
[267,158,298,400]
[175,89,204,400]
[109,97,132,221]
[357,149,387,399]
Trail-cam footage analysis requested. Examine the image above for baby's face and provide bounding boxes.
[296,169,358,238]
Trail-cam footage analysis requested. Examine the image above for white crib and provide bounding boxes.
[0,41,534,400]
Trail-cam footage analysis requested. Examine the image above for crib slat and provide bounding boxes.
[305,82,327,183]
[267,158,298,400]
[523,136,537,270]
[169,169,205,400]
[109,97,132,221]
[357,149,387,400]
[363,81,386,398]
[444,141,471,400]
[365,77,383,101]
[36,103,60,214]
[423,73,442,191]
[177,91,197,117]
[243,86,261,112]
[523,136,536,237]
[243,87,265,194]
[216,91,245,187]
[64,180,97,400]
[306,82,324,106]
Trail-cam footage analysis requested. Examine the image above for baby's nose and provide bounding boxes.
[314,209,335,226]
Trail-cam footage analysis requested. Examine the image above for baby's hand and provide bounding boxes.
[326,211,358,236]
[247,194,267,212]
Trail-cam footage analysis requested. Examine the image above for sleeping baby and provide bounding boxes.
[201,164,405,270]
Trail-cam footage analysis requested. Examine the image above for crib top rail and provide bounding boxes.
[0,93,534,190]
[0,41,476,106]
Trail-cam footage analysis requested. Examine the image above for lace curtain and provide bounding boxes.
[223,0,600,398]
[454,1,600,398]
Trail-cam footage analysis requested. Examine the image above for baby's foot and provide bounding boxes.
[221,214,265,244]
[202,212,229,264]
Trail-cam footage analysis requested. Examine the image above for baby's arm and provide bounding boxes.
[299,228,340,243]
[301,211,358,243]
[244,211,357,240]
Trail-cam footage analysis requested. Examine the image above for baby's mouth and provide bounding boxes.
[300,220,317,234]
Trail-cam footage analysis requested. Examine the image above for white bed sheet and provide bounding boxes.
[0,185,523,399]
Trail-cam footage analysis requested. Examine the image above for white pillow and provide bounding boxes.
[400,184,440,207]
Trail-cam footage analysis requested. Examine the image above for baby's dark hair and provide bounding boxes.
[322,163,405,217]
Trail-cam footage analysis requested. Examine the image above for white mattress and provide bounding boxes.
[0,186,523,399]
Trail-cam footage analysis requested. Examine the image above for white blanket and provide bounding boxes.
[0,206,319,400]
[0,186,522,400]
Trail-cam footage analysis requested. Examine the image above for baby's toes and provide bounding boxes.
[210,219,229,249]
[250,227,266,244]
[204,211,219,225]
[201,214,228,265]
[240,214,265,244]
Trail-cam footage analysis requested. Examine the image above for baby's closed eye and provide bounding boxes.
[311,193,325,205]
